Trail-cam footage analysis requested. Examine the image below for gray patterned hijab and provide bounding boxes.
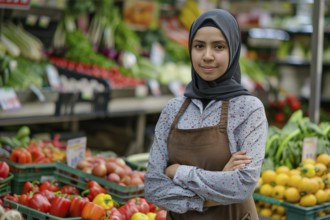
[184,9,250,100]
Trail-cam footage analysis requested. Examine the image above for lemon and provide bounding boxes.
[288,174,302,188]
[276,166,290,175]
[312,176,325,190]
[261,170,277,185]
[289,169,300,176]
[300,163,316,178]
[298,177,316,194]
[315,163,327,176]
[260,208,272,217]
[316,153,330,166]
[300,194,317,207]
[302,158,316,165]
[275,173,290,186]
[315,189,328,204]
[272,185,286,200]
[284,187,300,203]
[260,184,273,197]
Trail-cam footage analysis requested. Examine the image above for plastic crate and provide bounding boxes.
[254,193,330,220]
[6,160,56,194]
[54,162,144,204]
[3,198,81,220]
[0,173,13,196]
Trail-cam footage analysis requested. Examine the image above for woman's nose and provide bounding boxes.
[203,47,214,61]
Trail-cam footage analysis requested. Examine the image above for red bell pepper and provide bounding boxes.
[81,202,106,220]
[39,181,60,192]
[26,144,46,162]
[82,181,106,201]
[69,196,89,217]
[39,189,56,203]
[21,181,39,194]
[27,193,51,212]
[49,195,72,218]
[18,193,32,205]
[127,197,150,214]
[60,185,80,195]
[9,147,32,164]
[0,161,9,179]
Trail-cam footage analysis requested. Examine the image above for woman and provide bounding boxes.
[144,8,268,220]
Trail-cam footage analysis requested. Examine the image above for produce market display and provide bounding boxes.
[1,0,330,220]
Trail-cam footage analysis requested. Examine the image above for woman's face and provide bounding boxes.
[191,26,230,81]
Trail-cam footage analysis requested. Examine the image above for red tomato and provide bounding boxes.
[155,210,167,220]
[118,203,140,220]
[0,161,9,178]
[106,207,126,220]
[127,197,150,214]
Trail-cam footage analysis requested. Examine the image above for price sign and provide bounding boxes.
[0,88,21,111]
[302,137,318,161]
[0,0,31,10]
[66,137,86,168]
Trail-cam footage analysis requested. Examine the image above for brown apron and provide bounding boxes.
[167,99,258,220]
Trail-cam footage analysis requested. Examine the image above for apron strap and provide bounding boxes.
[170,98,191,130]
[219,100,229,131]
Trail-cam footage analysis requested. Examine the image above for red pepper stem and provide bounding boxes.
[81,189,90,197]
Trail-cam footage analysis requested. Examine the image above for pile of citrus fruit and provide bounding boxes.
[255,153,330,219]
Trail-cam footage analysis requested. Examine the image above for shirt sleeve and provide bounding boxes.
[144,99,205,213]
[172,101,268,205]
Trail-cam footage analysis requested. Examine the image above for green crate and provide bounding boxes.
[3,199,81,220]
[54,162,144,204]
[6,160,56,194]
[6,160,56,181]
[254,193,330,220]
[0,173,13,196]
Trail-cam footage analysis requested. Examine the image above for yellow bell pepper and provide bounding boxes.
[92,193,114,210]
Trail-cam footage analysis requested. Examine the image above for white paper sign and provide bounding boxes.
[66,137,86,168]
[0,88,21,111]
[302,137,318,161]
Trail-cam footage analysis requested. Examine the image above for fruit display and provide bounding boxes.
[263,110,330,171]
[255,153,330,219]
[76,155,145,187]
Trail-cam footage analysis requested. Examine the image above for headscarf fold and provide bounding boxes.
[184,9,250,100]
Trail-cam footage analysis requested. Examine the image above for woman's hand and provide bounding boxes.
[165,163,180,179]
[223,151,252,171]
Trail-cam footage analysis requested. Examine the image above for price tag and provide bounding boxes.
[0,88,21,112]
[66,137,86,168]
[302,137,318,161]
[46,64,61,90]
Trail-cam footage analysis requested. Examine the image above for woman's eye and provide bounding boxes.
[215,44,225,50]
[194,44,203,49]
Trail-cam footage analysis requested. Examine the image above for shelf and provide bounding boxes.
[276,59,330,68]
[0,95,173,126]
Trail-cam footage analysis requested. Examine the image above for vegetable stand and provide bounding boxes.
[0,95,173,154]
